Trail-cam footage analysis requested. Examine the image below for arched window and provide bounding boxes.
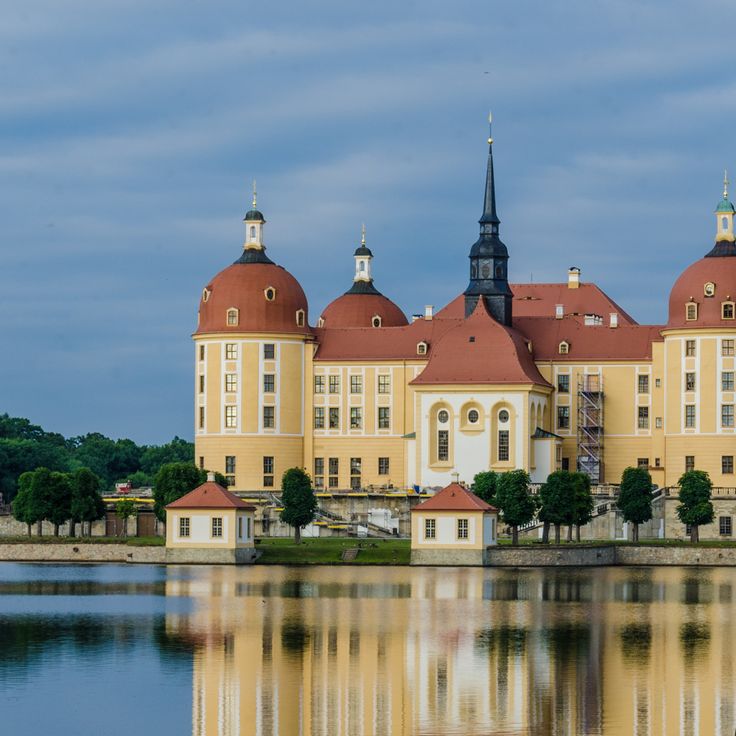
[417,341,428,355]
[371,315,382,328]
[250,225,257,239]
[558,341,569,355]
[296,309,305,327]
[202,288,210,303]
[495,265,503,279]
[685,302,698,321]
[723,217,729,230]
[359,260,366,272]
[226,308,239,326]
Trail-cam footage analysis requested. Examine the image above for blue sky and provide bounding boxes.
[2,0,735,443]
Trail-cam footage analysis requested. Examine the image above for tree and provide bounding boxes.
[115,499,137,538]
[11,472,38,536]
[153,463,204,522]
[44,471,73,536]
[495,469,536,545]
[140,437,194,476]
[27,467,55,536]
[70,468,105,537]
[538,471,576,543]
[280,467,317,544]
[472,471,498,505]
[617,466,653,543]
[571,472,594,542]
[676,470,714,543]
[127,470,152,489]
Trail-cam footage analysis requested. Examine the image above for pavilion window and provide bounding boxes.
[437,430,449,462]
[498,430,510,461]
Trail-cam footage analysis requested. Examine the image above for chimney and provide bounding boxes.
[207,471,216,482]
[610,312,618,328]
[568,267,581,289]
[424,305,434,320]
[555,304,564,320]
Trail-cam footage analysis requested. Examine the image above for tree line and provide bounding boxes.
[472,466,716,544]
[0,413,194,502]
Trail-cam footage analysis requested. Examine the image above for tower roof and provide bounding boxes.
[479,112,500,226]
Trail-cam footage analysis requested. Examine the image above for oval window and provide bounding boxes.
[265,287,276,301]
[498,409,510,424]
[437,409,449,424]
[468,409,479,424]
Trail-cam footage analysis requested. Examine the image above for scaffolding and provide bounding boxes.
[577,373,604,484]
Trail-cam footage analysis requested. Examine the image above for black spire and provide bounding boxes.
[463,114,513,325]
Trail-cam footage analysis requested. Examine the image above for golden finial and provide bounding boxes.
[252,179,257,208]
[724,170,729,200]
[488,110,493,145]
[361,223,366,246]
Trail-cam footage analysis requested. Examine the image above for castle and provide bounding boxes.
[192,122,736,495]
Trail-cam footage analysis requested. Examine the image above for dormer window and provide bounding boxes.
[318,317,325,328]
[417,341,428,356]
[558,341,570,355]
[264,287,276,302]
[226,308,239,326]
[686,302,698,321]
[202,288,210,303]
[371,315,382,328]
[296,309,305,327]
[723,302,735,320]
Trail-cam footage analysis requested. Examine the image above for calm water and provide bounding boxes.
[0,564,734,735]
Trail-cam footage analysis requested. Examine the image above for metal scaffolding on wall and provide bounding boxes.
[577,373,604,484]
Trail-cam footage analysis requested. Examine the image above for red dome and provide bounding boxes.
[667,255,736,329]
[196,260,311,335]
[320,292,408,329]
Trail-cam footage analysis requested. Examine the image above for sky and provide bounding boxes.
[2,0,736,444]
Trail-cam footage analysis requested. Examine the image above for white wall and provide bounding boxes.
[483,514,497,546]
[415,514,476,545]
[171,513,229,545]
[530,437,555,483]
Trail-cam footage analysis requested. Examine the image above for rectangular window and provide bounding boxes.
[424,518,436,539]
[199,375,205,394]
[561,458,570,471]
[722,456,734,474]
[457,518,469,540]
[199,406,205,429]
[638,406,649,429]
[685,456,695,472]
[378,457,390,475]
[314,375,325,394]
[225,373,237,392]
[263,456,274,487]
[685,404,696,428]
[378,374,391,394]
[350,457,361,490]
[313,407,325,429]
[637,458,649,469]
[314,458,324,489]
[263,343,275,360]
[225,405,237,428]
[655,378,661,388]
[557,406,570,429]
[199,456,205,470]
[238,517,243,539]
[329,407,340,429]
[723,404,735,428]
[225,475,235,487]
[350,407,362,429]
[437,430,449,462]
[557,374,570,393]
[498,430,510,461]
[263,374,275,393]
[724,303,735,320]
[199,345,205,361]
[329,375,340,394]
[723,339,735,357]
[179,517,190,538]
[328,457,339,489]
[655,417,663,429]
[720,516,732,536]
[350,375,362,394]
[225,343,237,360]
[263,406,275,428]
[638,375,649,394]
[686,303,698,321]
[723,372,735,391]
[685,372,696,391]
[378,407,390,429]
[211,517,223,538]
[225,456,236,474]
[685,340,696,357]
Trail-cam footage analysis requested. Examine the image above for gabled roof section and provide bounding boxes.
[166,481,255,510]
[411,300,551,386]
[412,483,498,512]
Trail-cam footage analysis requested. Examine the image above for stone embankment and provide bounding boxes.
[0,543,165,564]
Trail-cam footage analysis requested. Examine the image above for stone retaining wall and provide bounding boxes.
[0,544,165,564]
[410,548,486,566]
[486,545,617,567]
[614,546,736,566]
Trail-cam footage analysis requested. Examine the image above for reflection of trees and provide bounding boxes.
[619,623,652,665]
[281,620,312,656]
[680,622,710,661]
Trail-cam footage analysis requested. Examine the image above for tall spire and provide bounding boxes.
[252,179,258,209]
[724,169,729,200]
[479,111,500,228]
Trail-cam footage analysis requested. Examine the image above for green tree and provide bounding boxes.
[27,467,55,536]
[127,470,152,489]
[70,433,142,490]
[676,470,714,543]
[115,499,137,538]
[472,471,498,505]
[70,468,105,537]
[44,471,73,536]
[571,472,594,542]
[280,468,317,544]
[140,437,194,476]
[538,471,576,543]
[617,466,653,543]
[11,472,38,536]
[0,438,70,503]
[495,469,536,545]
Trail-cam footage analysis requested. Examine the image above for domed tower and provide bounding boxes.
[194,183,312,491]
[464,113,513,325]
[319,226,408,328]
[661,173,736,484]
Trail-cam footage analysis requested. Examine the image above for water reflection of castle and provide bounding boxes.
[164,567,736,735]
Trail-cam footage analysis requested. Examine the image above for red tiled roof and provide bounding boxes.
[411,300,551,386]
[320,292,408,328]
[165,482,255,510]
[412,483,498,512]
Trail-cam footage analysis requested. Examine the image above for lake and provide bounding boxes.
[0,563,732,735]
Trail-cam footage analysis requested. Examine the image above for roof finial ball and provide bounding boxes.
[715,169,736,244]
[244,179,266,251]
[488,110,493,145]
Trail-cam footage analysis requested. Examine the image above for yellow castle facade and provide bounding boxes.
[193,128,736,495]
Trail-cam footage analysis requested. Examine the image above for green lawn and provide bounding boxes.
[0,536,165,546]
[256,537,411,565]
